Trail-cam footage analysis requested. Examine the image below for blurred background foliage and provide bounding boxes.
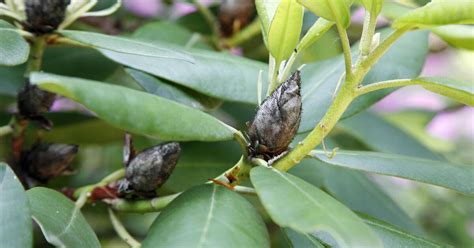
[0,0,473,247]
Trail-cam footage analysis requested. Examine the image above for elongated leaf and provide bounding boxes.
[297,18,334,52]
[380,1,412,20]
[295,215,442,247]
[338,111,441,160]
[126,68,221,111]
[43,47,118,81]
[297,0,352,28]
[256,0,282,45]
[143,184,270,248]
[101,31,268,104]
[0,29,29,66]
[60,30,194,63]
[0,65,24,96]
[415,77,474,106]
[163,141,241,192]
[360,0,383,15]
[133,21,211,50]
[27,187,100,247]
[268,0,304,62]
[393,0,474,29]
[298,29,428,132]
[310,150,474,195]
[316,162,422,233]
[284,228,325,248]
[432,25,474,50]
[30,72,236,141]
[362,215,443,247]
[0,163,32,248]
[250,166,382,247]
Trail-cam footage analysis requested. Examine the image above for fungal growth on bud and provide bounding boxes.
[218,0,255,37]
[247,71,302,161]
[20,142,78,185]
[119,141,181,196]
[24,0,69,34]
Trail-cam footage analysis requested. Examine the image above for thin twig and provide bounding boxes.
[108,209,141,248]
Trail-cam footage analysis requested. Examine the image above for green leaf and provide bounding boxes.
[99,30,268,104]
[284,228,325,248]
[132,21,211,50]
[163,141,241,192]
[316,161,422,233]
[126,68,221,111]
[432,25,474,50]
[27,187,100,247]
[43,47,118,81]
[359,0,383,15]
[30,72,236,141]
[143,184,270,248]
[415,77,474,106]
[0,29,29,66]
[255,0,282,45]
[393,0,474,29]
[250,166,382,247]
[338,111,441,160]
[268,0,304,62]
[0,163,32,248]
[310,150,474,195]
[299,29,428,132]
[297,18,334,53]
[380,1,413,20]
[291,215,442,247]
[362,215,443,247]
[297,0,352,28]
[0,65,25,96]
[60,30,194,63]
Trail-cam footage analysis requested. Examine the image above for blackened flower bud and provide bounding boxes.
[120,142,181,194]
[248,71,302,160]
[24,0,69,34]
[21,143,78,183]
[17,81,56,118]
[219,0,255,37]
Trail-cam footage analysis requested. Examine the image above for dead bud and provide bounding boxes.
[247,71,302,161]
[17,81,56,121]
[24,0,69,34]
[21,142,78,184]
[219,0,255,37]
[119,142,181,196]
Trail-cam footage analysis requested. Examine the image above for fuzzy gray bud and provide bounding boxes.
[21,143,78,183]
[121,142,181,194]
[24,0,69,34]
[248,71,302,160]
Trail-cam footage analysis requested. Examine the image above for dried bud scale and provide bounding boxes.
[24,0,69,34]
[21,143,78,184]
[248,71,302,161]
[219,0,255,37]
[120,142,181,195]
[17,81,56,118]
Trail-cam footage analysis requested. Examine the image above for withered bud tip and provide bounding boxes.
[121,142,181,194]
[24,0,69,34]
[17,81,56,118]
[21,143,79,183]
[247,71,302,161]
